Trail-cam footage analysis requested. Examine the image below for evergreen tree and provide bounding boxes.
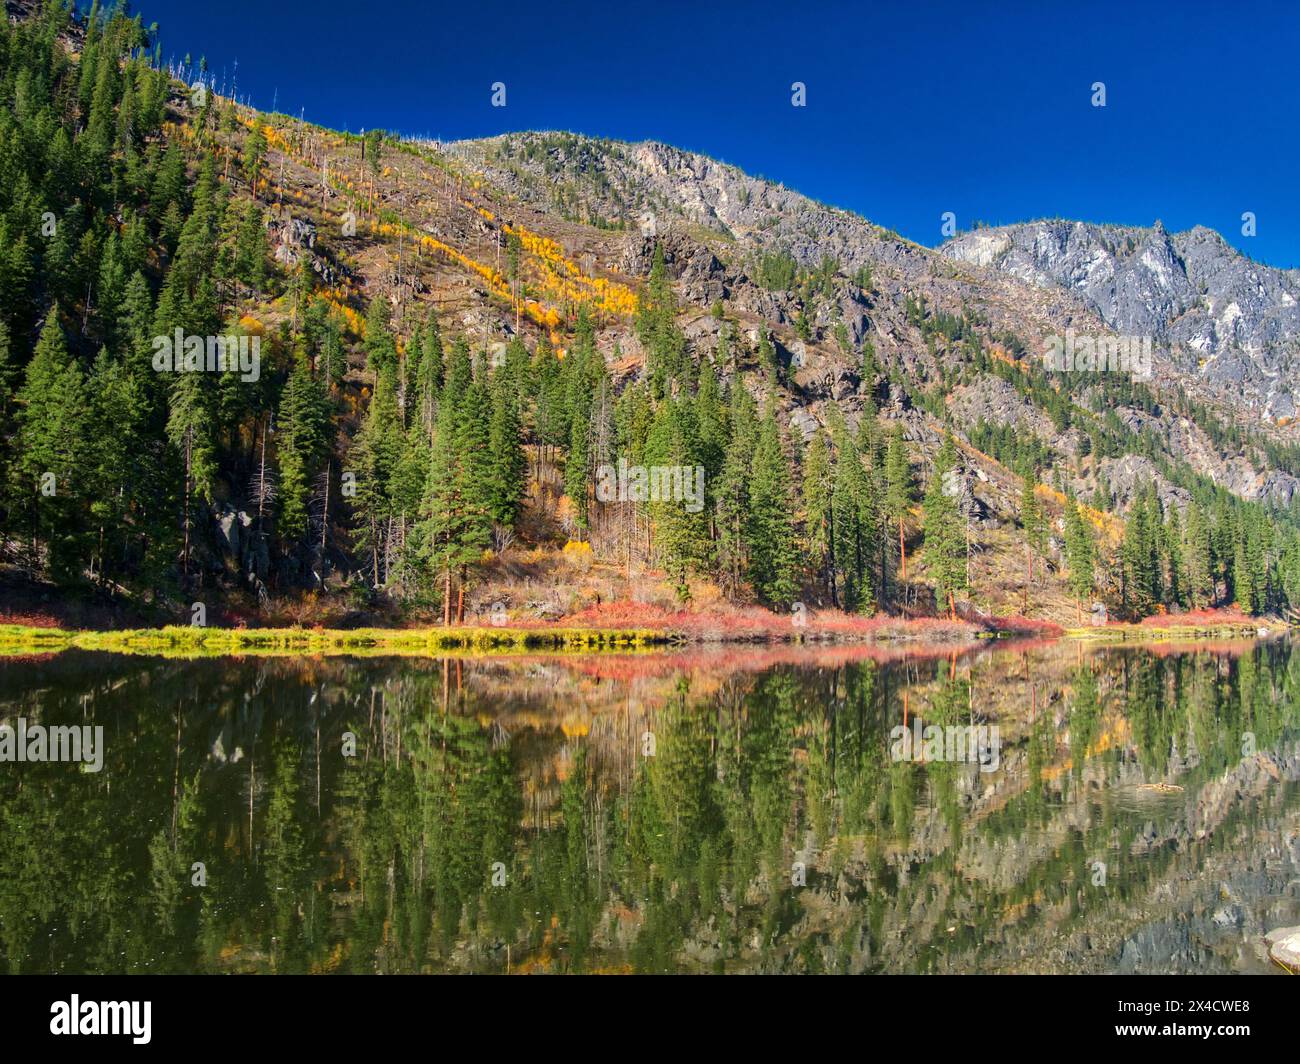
[883,424,912,590]
[714,383,757,599]
[486,365,526,529]
[1121,487,1162,617]
[1063,496,1096,622]
[418,368,492,622]
[364,297,397,379]
[802,429,833,603]
[757,331,779,382]
[1183,500,1214,608]
[12,311,91,578]
[829,421,877,612]
[745,403,798,606]
[350,366,404,586]
[637,244,686,394]
[1019,465,1045,582]
[645,397,711,601]
[242,123,267,197]
[694,356,728,480]
[277,352,331,540]
[531,336,567,458]
[1164,505,1185,610]
[922,435,966,617]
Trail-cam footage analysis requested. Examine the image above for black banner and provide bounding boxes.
[3,974,1291,1050]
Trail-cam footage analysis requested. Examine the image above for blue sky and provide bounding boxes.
[134,0,1300,267]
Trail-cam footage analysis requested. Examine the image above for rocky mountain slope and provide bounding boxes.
[5,0,1300,624]
[941,219,1300,421]
[449,132,1300,505]
[128,112,1300,615]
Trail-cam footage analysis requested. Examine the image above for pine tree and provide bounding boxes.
[645,398,711,600]
[166,367,218,581]
[1063,496,1096,622]
[1231,509,1268,615]
[802,429,833,603]
[387,422,429,595]
[0,320,16,424]
[637,244,686,393]
[883,425,912,590]
[350,366,405,586]
[531,336,567,459]
[757,331,779,382]
[442,337,473,416]
[449,357,495,605]
[565,374,592,532]
[1183,500,1214,608]
[1279,529,1300,614]
[1121,487,1162,617]
[233,199,269,291]
[419,410,475,624]
[277,352,331,540]
[745,403,798,607]
[830,422,877,612]
[1164,505,1184,610]
[414,357,493,621]
[12,311,91,578]
[1019,465,1045,582]
[364,297,397,379]
[243,123,267,197]
[486,365,526,529]
[415,310,445,416]
[316,311,348,393]
[120,270,159,403]
[922,435,966,617]
[715,383,757,599]
[694,356,728,479]
[1233,528,1253,613]
[85,347,149,583]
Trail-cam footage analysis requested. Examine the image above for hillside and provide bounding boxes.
[1,2,1299,631]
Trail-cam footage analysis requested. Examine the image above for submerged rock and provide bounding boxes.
[1264,926,1300,970]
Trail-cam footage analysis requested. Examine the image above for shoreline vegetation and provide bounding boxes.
[1064,608,1287,643]
[0,607,1284,659]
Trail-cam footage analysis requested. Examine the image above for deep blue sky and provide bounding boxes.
[132,0,1300,267]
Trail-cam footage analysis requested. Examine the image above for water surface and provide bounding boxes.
[2,638,1298,974]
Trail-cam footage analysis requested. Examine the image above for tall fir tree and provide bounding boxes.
[12,311,91,578]
[715,383,758,599]
[802,429,833,603]
[1063,496,1096,622]
[922,435,966,617]
[1019,464,1046,583]
[745,403,798,607]
[486,365,527,529]
[883,424,913,593]
[1183,500,1214,608]
[830,422,878,613]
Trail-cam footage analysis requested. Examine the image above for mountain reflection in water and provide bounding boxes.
[1,638,1298,974]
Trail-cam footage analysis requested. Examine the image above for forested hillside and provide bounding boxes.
[2,1,1299,628]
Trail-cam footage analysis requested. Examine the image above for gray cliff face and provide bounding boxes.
[940,219,1300,417]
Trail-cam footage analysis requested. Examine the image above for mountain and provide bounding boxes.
[449,132,1300,503]
[2,2,1299,628]
[940,219,1300,422]
[460,133,1300,419]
